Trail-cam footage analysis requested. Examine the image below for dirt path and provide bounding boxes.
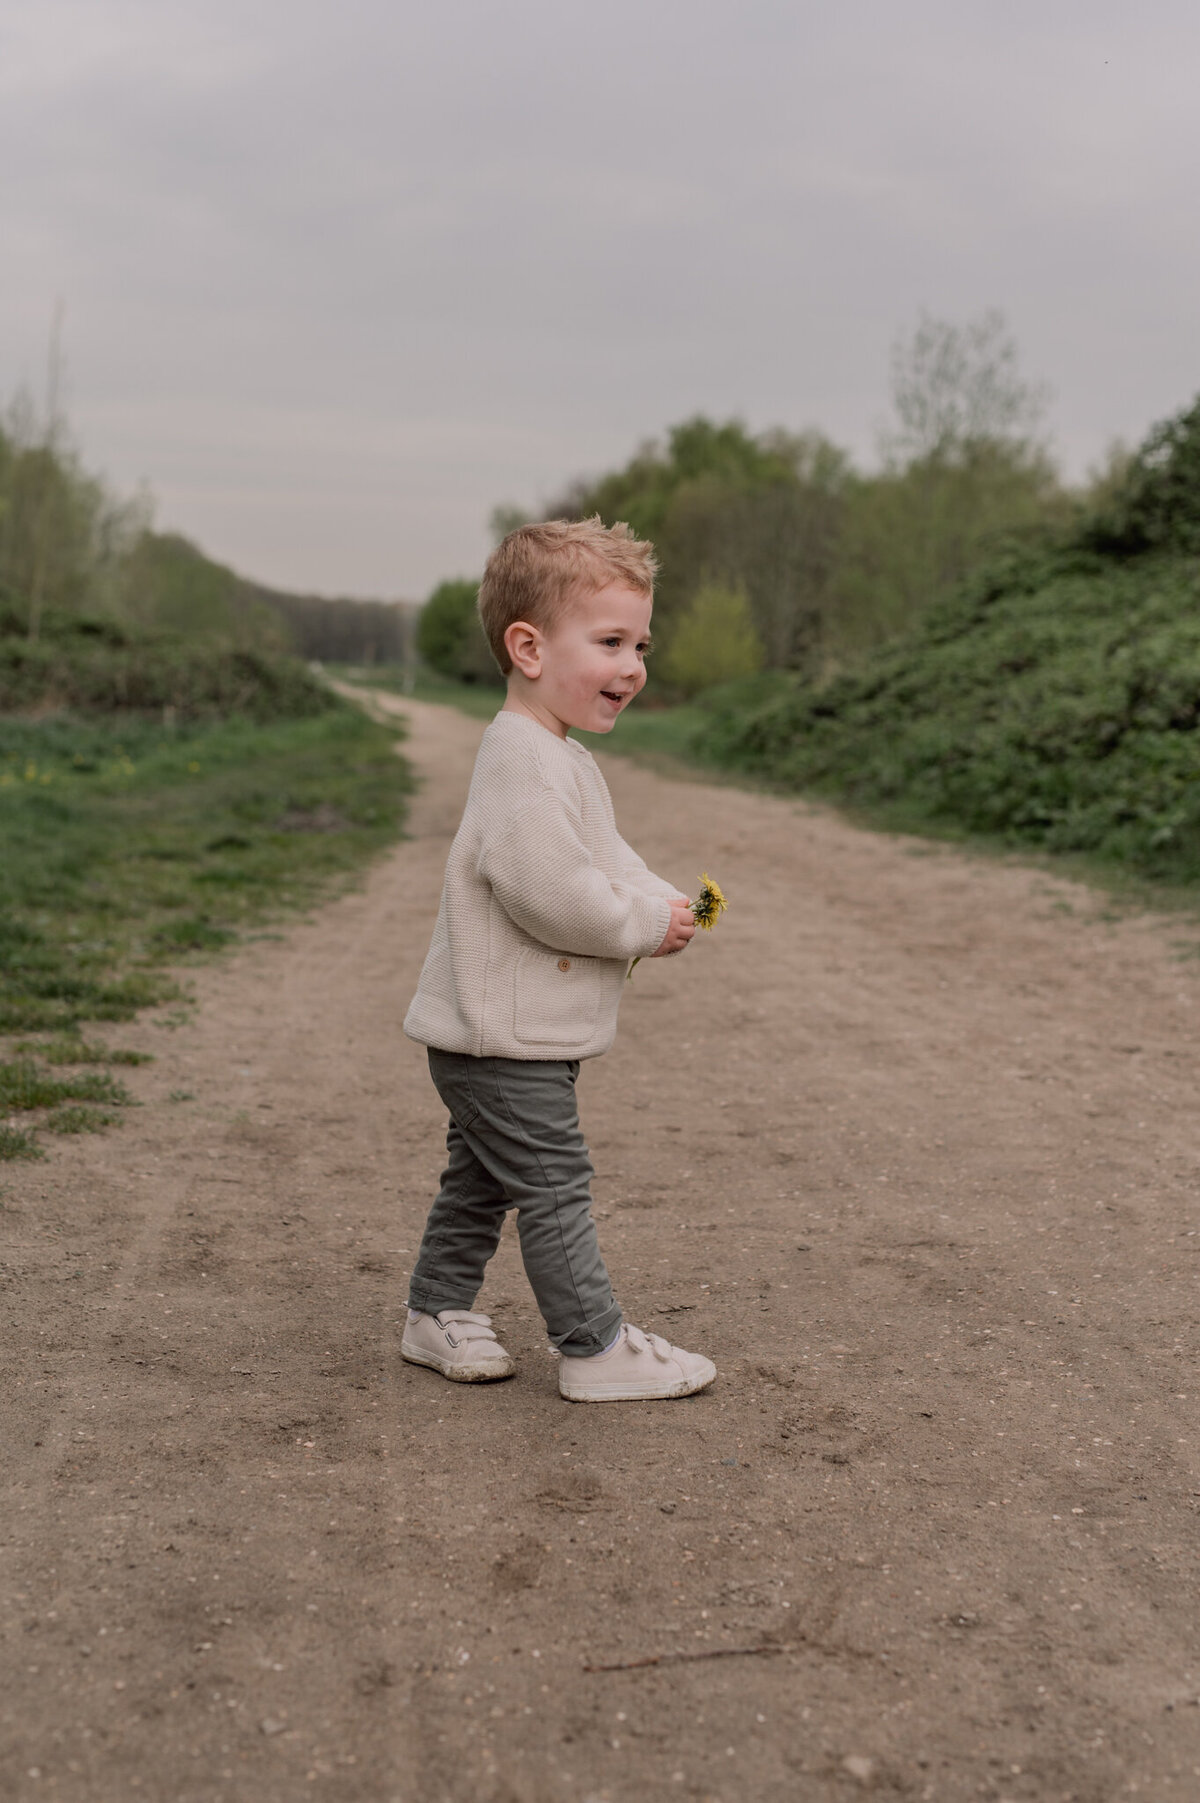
[4,693,1200,1803]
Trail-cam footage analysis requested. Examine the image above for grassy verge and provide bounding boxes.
[1,703,411,1157]
[330,664,504,720]
[591,699,711,769]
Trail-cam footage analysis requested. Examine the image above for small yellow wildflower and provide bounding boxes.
[627,872,728,977]
[691,872,728,931]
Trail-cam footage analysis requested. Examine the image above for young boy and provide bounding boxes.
[401,518,716,1402]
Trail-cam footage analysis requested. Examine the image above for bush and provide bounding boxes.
[692,545,1200,881]
[0,607,337,720]
[660,584,764,697]
[681,394,1200,884]
[1087,393,1200,558]
[416,579,498,684]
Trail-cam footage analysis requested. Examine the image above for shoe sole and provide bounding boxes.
[559,1361,716,1403]
[401,1344,516,1383]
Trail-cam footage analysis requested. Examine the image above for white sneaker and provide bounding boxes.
[401,1310,516,1383]
[557,1324,716,1402]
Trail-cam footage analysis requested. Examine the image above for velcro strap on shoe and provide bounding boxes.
[437,1310,499,1346]
[624,1325,671,1361]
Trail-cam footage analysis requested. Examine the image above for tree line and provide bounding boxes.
[682,389,1200,883]
[420,311,1125,696]
[0,397,413,673]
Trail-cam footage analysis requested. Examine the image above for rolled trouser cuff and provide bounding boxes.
[406,1285,480,1317]
[552,1301,623,1357]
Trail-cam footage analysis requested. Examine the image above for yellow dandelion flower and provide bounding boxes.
[627,872,728,977]
[691,872,728,931]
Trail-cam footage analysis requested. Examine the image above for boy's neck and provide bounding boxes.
[500,687,569,740]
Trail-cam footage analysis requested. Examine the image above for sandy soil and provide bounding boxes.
[4,692,1200,1803]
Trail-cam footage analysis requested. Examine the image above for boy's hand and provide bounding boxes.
[652,897,696,957]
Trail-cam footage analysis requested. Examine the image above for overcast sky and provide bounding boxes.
[3,0,1198,599]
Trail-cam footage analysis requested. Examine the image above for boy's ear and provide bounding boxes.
[504,619,543,679]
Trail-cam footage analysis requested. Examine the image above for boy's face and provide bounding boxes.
[506,580,652,738]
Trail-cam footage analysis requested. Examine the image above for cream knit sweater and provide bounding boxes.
[403,711,678,1060]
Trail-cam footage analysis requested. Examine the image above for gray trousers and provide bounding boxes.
[408,1050,622,1356]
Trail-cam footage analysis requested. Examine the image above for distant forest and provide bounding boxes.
[251,579,415,665]
[0,310,1134,705]
[0,393,415,671]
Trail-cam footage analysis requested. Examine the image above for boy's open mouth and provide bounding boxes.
[600,690,626,704]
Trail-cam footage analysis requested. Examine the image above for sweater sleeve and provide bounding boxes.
[478,792,672,961]
[611,831,686,901]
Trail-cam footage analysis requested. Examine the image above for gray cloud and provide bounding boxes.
[3,0,1198,595]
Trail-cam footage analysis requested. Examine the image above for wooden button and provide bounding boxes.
[557,958,571,972]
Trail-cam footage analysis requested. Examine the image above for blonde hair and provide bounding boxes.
[478,517,657,675]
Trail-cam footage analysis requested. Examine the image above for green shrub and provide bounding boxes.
[681,394,1200,883]
[416,579,498,684]
[1087,393,1200,557]
[660,584,764,697]
[692,546,1200,881]
[0,608,336,719]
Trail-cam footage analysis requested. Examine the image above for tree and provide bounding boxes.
[543,417,853,677]
[0,399,145,637]
[416,578,498,684]
[820,312,1068,655]
[654,434,850,672]
[472,358,1069,689]
[884,309,1050,464]
[1085,393,1200,557]
[488,504,531,544]
[545,416,802,544]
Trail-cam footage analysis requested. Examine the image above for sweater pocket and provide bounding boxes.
[512,946,604,1047]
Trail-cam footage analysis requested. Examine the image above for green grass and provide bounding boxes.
[331,664,504,720]
[0,706,410,1028]
[588,699,710,768]
[41,1105,121,1135]
[14,1036,154,1066]
[0,1054,136,1156]
[0,1124,42,1160]
[0,704,411,1156]
[0,1059,133,1111]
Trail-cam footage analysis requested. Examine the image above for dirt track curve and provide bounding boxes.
[4,691,1200,1803]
